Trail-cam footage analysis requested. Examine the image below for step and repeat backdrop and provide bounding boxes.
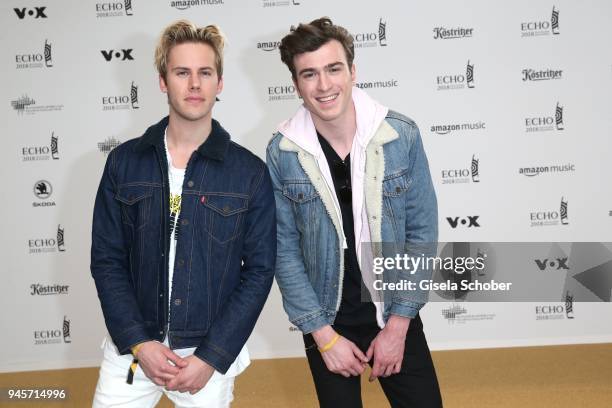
[2,0,611,372]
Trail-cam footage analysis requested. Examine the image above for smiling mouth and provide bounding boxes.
[316,94,338,103]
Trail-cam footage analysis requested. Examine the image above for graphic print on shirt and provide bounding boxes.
[169,193,181,240]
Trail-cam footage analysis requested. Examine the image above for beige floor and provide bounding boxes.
[0,343,611,407]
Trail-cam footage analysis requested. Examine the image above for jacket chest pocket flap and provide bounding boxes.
[201,194,248,244]
[115,184,152,230]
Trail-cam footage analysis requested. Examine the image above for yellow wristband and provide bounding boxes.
[318,334,340,353]
[131,343,143,357]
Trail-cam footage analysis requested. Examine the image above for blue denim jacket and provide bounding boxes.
[90,116,276,373]
[266,111,437,334]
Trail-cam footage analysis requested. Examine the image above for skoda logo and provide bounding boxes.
[34,180,52,199]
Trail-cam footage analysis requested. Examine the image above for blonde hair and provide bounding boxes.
[154,20,225,79]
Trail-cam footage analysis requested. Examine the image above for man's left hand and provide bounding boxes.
[366,315,411,381]
[165,355,215,394]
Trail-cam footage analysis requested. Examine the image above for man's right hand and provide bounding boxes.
[134,341,188,386]
[312,326,368,377]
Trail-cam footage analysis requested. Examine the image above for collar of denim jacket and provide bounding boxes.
[133,115,230,161]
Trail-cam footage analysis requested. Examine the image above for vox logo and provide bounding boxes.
[14,7,47,19]
[446,216,480,228]
[535,258,569,271]
[101,49,134,61]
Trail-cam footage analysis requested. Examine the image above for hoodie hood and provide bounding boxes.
[277,86,389,155]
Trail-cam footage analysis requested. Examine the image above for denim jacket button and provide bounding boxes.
[174,299,182,306]
[159,293,163,298]
[187,180,194,188]
[181,219,189,226]
[178,259,184,266]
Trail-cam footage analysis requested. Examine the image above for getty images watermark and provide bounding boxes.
[363,242,612,303]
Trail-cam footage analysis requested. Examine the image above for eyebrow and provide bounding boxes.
[297,61,345,76]
[171,66,214,71]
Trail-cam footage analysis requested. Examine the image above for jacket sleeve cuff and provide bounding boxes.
[111,325,151,355]
[389,300,424,319]
[194,339,235,374]
[293,310,329,335]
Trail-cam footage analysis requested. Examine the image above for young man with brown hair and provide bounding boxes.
[91,20,276,407]
[267,17,443,407]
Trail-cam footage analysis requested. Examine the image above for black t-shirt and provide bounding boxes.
[317,132,377,326]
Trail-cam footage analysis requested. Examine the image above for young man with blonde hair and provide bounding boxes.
[268,17,443,407]
[91,20,275,407]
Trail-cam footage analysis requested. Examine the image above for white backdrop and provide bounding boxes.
[2,0,611,372]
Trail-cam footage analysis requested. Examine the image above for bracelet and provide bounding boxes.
[131,343,143,357]
[318,334,340,353]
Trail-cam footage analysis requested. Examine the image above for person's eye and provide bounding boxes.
[302,72,315,80]
[201,70,212,77]
[177,71,188,77]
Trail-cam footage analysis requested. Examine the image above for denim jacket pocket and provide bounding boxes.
[115,184,152,231]
[201,193,248,244]
[282,182,320,230]
[382,172,411,197]
[382,172,411,238]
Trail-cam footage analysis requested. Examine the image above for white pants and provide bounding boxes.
[93,337,249,408]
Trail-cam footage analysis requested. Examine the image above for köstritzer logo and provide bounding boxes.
[101,48,134,61]
[14,7,47,19]
[433,27,473,40]
[30,284,69,296]
[522,68,562,82]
